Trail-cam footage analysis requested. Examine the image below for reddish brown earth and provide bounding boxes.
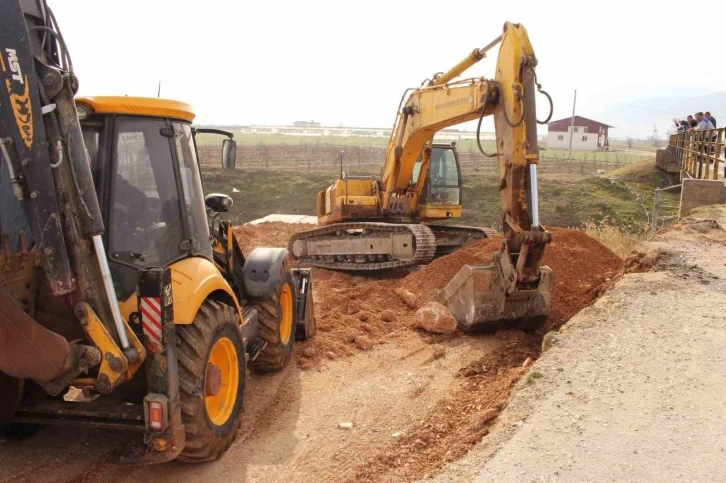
[230,221,623,481]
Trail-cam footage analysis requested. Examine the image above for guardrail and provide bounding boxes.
[668,128,724,180]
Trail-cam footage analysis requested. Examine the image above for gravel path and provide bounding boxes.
[429,208,726,483]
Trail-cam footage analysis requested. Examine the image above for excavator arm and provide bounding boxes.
[380,22,552,287]
[378,22,554,331]
[0,0,141,394]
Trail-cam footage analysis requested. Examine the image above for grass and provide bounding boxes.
[198,154,678,258]
[582,218,651,259]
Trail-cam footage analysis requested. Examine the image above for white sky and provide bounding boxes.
[50,0,726,138]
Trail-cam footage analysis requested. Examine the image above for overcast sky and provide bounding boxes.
[50,0,725,138]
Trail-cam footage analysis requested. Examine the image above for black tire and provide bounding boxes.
[249,260,296,372]
[175,300,246,463]
[0,372,23,429]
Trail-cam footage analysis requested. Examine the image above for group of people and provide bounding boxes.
[674,111,717,133]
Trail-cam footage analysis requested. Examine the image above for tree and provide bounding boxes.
[626,137,634,149]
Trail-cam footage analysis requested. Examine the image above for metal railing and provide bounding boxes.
[669,128,725,180]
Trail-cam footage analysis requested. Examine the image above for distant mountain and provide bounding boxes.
[594,91,726,140]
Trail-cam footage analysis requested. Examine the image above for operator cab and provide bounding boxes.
[410,142,463,207]
[76,96,236,299]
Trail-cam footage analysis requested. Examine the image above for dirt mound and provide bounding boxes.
[402,227,623,331]
[234,221,310,256]
[236,223,622,370]
[296,268,417,369]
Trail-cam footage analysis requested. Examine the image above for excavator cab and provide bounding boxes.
[410,142,465,220]
[411,143,463,209]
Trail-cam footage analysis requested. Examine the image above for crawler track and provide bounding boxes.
[288,222,437,271]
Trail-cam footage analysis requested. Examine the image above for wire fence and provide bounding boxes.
[198,143,641,177]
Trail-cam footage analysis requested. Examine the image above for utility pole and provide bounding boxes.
[157,81,161,98]
[567,89,577,160]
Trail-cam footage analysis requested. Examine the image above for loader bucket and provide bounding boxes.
[438,257,552,333]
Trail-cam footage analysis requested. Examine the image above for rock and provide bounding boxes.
[354,335,373,350]
[391,431,403,439]
[380,310,396,322]
[480,408,499,425]
[303,347,316,358]
[345,302,360,315]
[414,302,458,334]
[339,422,353,430]
[522,357,533,368]
[360,323,373,332]
[324,351,337,360]
[358,312,370,322]
[395,288,418,308]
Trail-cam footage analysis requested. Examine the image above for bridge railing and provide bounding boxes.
[668,128,724,180]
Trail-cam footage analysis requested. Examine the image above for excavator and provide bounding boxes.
[0,0,315,464]
[289,22,553,332]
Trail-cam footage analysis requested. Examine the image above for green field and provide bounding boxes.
[201,160,677,231]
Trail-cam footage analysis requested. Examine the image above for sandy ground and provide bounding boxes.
[426,207,726,483]
[4,209,720,483]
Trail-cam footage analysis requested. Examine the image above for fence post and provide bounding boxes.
[651,189,661,234]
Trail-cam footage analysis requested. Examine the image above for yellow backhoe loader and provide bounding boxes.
[289,22,553,332]
[0,0,315,464]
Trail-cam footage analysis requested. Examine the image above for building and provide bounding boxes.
[292,120,321,128]
[547,116,613,151]
[239,123,496,141]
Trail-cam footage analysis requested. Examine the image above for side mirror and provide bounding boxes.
[205,193,234,213]
[222,138,236,170]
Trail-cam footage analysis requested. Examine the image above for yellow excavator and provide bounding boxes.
[1,0,315,464]
[290,22,553,332]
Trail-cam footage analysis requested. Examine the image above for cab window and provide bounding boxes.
[109,117,186,267]
[427,148,461,205]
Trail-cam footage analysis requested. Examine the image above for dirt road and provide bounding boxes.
[0,224,623,483]
[0,329,516,483]
[429,207,726,483]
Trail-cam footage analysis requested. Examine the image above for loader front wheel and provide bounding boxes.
[176,301,246,463]
[249,261,295,372]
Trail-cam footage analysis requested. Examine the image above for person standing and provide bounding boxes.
[705,111,717,128]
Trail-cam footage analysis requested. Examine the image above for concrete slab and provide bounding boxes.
[245,214,318,225]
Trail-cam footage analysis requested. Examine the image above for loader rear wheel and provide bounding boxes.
[0,372,23,429]
[176,301,246,463]
[249,261,295,372]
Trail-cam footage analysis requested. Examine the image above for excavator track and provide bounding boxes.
[288,222,437,271]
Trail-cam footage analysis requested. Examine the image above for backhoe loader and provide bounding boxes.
[0,0,315,464]
[290,22,553,332]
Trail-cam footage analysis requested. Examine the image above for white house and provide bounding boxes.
[547,116,613,151]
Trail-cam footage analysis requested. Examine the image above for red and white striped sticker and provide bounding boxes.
[140,296,163,352]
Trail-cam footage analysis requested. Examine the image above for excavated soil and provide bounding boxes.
[237,223,622,370]
[232,221,623,481]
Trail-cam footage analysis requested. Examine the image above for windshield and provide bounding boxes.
[428,148,461,205]
[411,147,461,205]
[109,117,186,266]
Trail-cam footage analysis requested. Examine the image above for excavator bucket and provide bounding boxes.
[438,243,552,333]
